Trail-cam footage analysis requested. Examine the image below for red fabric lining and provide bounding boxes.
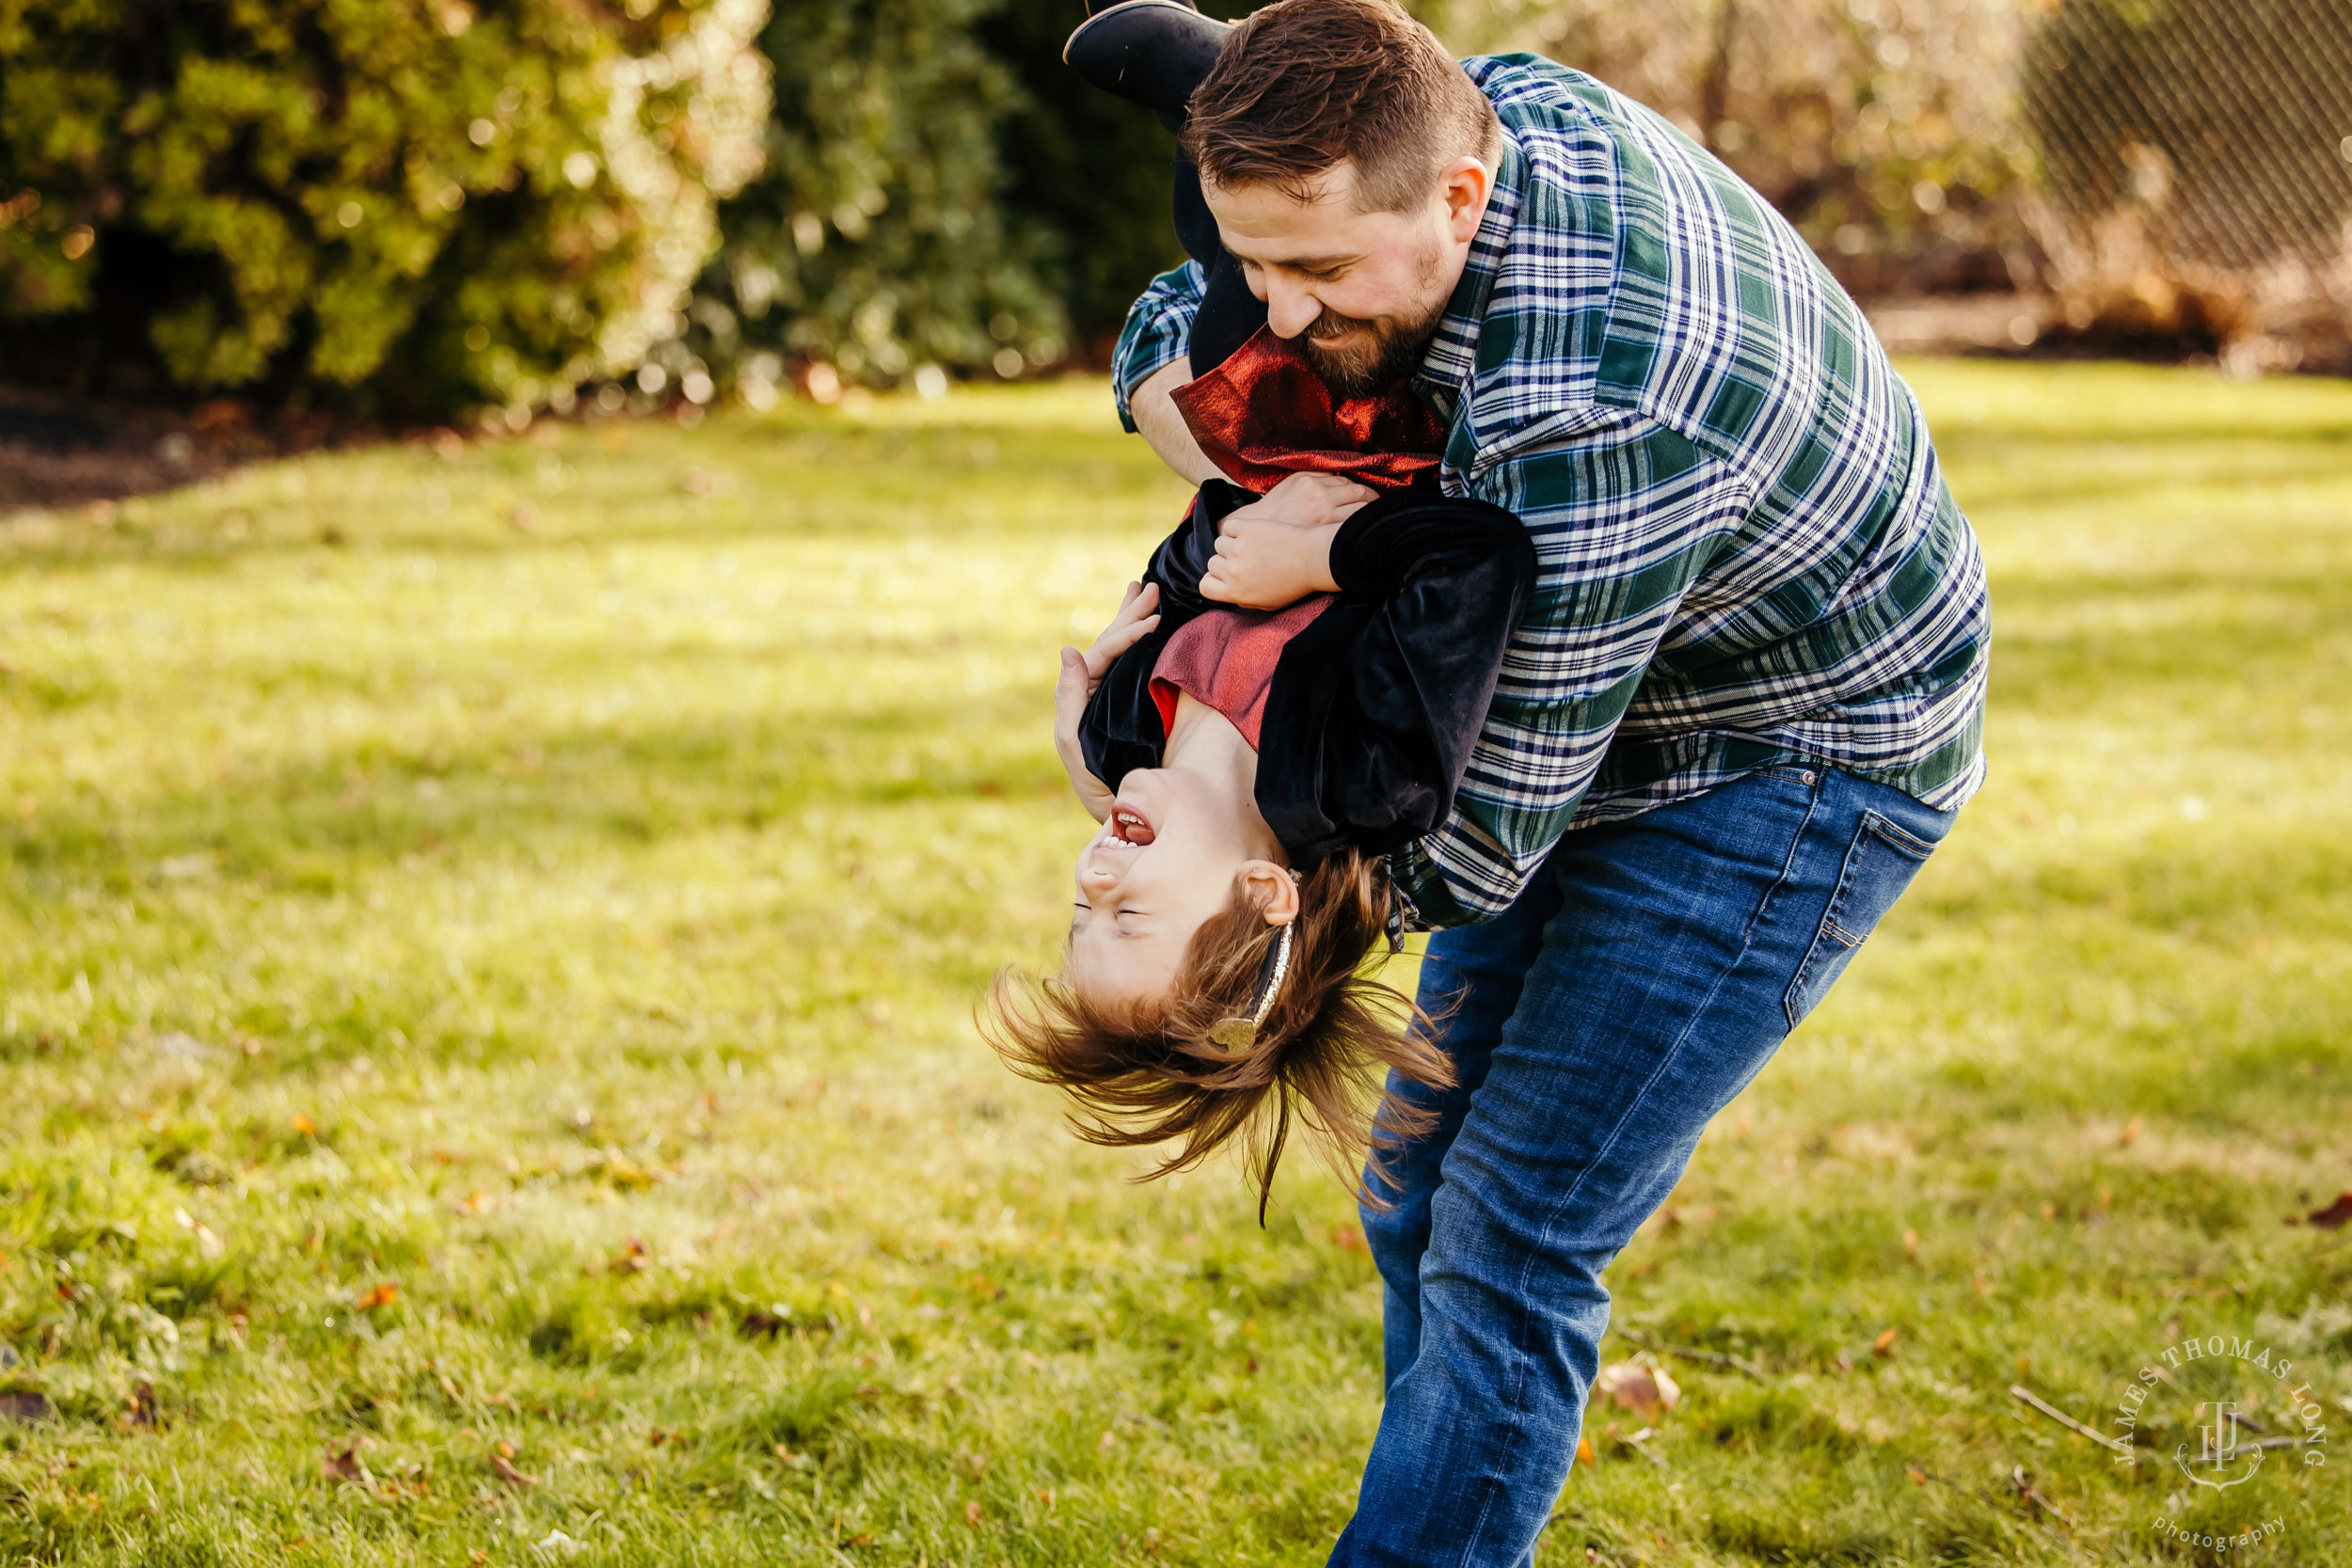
[1151,594,1333,751]
[1169,325,1448,495]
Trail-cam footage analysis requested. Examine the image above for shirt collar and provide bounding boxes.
[1413,130,1526,416]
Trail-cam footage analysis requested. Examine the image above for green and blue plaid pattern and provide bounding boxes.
[1115,55,1989,926]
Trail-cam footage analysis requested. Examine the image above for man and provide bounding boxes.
[1101,0,1989,1561]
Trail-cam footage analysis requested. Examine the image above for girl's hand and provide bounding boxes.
[1200,472,1370,610]
[1246,471,1376,531]
[1055,581,1160,820]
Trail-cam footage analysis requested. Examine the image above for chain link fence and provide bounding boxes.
[1440,0,2352,370]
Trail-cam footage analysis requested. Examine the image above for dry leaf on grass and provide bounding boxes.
[490,1451,538,1487]
[1594,1359,1682,1419]
[2305,1193,2352,1229]
[357,1282,398,1311]
[1873,1327,1899,1357]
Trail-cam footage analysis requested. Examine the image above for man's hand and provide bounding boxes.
[1200,473,1372,610]
[1055,581,1161,821]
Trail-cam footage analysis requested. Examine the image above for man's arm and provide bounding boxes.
[1129,361,1219,484]
[1111,261,1221,482]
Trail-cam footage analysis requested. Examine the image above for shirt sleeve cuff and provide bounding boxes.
[1111,261,1207,434]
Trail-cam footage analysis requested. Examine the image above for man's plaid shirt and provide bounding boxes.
[1115,55,1990,927]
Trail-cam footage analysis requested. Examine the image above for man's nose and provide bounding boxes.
[1263,277,1323,341]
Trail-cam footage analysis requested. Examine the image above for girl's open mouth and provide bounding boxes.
[1108,801,1155,846]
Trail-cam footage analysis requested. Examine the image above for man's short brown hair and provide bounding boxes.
[1181,0,1502,214]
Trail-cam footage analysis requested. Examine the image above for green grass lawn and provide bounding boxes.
[2,362,2347,1566]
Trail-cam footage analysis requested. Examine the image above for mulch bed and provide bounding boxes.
[0,383,384,514]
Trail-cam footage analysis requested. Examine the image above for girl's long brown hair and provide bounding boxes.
[984,847,1454,1223]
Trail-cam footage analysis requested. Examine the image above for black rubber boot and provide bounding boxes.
[1063,0,1232,124]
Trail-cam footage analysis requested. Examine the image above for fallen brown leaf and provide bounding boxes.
[964,1499,982,1528]
[490,1452,538,1488]
[292,1115,316,1135]
[1873,1327,1899,1357]
[321,1439,367,1481]
[357,1282,399,1311]
[1593,1360,1681,1419]
[2122,1116,2142,1147]
[1575,1434,1596,1466]
[1333,1226,1369,1255]
[2306,1193,2352,1230]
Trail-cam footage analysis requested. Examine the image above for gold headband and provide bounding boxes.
[1206,920,1294,1051]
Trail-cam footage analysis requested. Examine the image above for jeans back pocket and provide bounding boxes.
[1782,809,1940,1030]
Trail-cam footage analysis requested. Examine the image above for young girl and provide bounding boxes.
[988,316,1534,1217]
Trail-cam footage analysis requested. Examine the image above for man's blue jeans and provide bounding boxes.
[1335,765,1957,1567]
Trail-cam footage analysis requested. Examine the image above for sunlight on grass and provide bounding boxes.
[1,362,2347,1564]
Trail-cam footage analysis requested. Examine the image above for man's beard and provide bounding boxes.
[1291,238,1452,399]
[1295,295,1450,400]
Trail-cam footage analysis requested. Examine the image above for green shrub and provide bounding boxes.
[685,0,1073,399]
[0,0,768,418]
[689,0,1228,397]
[981,0,1200,354]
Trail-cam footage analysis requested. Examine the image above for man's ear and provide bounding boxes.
[1438,155,1494,244]
[1239,861,1302,926]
